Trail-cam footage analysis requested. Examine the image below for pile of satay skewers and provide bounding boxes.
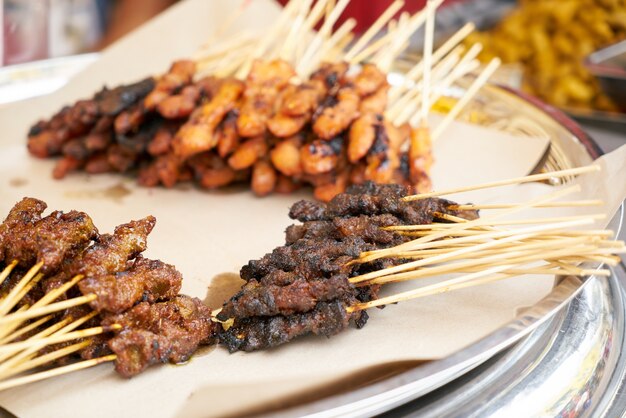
[26,0,499,201]
[0,163,623,388]
[4,0,624,396]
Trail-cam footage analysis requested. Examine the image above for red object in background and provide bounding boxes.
[277,0,464,33]
[2,1,49,66]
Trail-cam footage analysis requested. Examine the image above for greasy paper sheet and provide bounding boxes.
[0,0,608,415]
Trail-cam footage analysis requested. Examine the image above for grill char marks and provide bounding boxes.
[219,182,478,352]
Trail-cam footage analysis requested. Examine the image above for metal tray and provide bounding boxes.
[257,85,624,417]
[0,56,622,417]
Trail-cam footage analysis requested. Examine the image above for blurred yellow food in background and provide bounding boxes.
[466,0,626,111]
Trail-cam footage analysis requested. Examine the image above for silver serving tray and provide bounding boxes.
[0,56,622,417]
[258,86,624,418]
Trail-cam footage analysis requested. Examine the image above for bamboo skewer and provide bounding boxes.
[0,355,117,392]
[361,185,583,263]
[0,294,96,326]
[344,0,405,61]
[404,165,600,201]
[0,263,43,317]
[431,57,501,141]
[0,341,92,381]
[0,325,121,356]
[388,22,475,102]
[450,200,604,210]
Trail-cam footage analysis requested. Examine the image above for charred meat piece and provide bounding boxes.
[105,295,215,377]
[220,300,361,352]
[0,198,99,273]
[218,274,354,319]
[95,78,156,116]
[219,182,478,352]
[78,257,182,314]
[66,216,156,278]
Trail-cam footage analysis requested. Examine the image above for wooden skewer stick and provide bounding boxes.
[351,221,596,283]
[407,45,483,127]
[236,0,306,77]
[383,214,610,231]
[298,0,351,75]
[32,275,84,310]
[388,22,475,102]
[0,325,121,356]
[279,0,315,60]
[6,273,44,316]
[0,262,43,317]
[0,315,53,345]
[0,316,72,364]
[0,340,92,381]
[364,242,610,286]
[420,0,436,125]
[344,0,405,61]
[0,355,116,392]
[450,200,604,210]
[318,18,357,62]
[0,294,96,325]
[0,261,18,287]
[403,165,600,201]
[349,264,516,311]
[389,45,466,124]
[349,0,444,64]
[361,185,582,262]
[0,312,99,375]
[431,57,501,141]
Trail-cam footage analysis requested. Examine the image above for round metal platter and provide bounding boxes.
[0,57,622,417]
[260,84,624,418]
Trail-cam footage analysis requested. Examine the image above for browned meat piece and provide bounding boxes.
[359,85,389,114]
[78,257,182,314]
[310,62,349,89]
[352,64,387,97]
[313,170,350,202]
[0,198,98,274]
[66,216,155,278]
[144,60,195,111]
[85,132,111,152]
[107,145,137,173]
[313,88,360,140]
[251,160,277,196]
[28,130,65,158]
[301,138,342,175]
[105,295,215,377]
[62,138,90,160]
[108,329,171,377]
[53,156,83,179]
[275,175,302,194]
[270,136,303,176]
[85,153,113,174]
[147,127,173,156]
[266,113,307,138]
[219,300,360,352]
[114,106,145,135]
[289,199,328,222]
[237,60,296,138]
[172,78,244,159]
[157,85,200,119]
[0,198,47,264]
[408,127,434,191]
[220,182,478,353]
[281,80,325,116]
[227,136,267,170]
[216,110,240,158]
[219,274,354,319]
[348,113,381,163]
